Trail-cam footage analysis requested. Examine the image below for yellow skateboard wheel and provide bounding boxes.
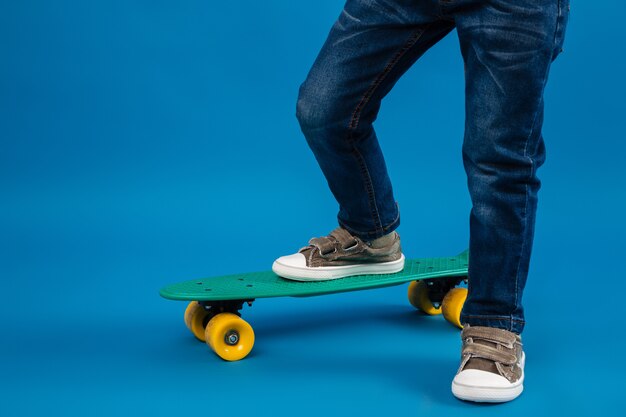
[205,313,255,361]
[407,281,442,315]
[441,287,468,329]
[184,301,209,342]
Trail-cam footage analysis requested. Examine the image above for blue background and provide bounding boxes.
[2,1,625,415]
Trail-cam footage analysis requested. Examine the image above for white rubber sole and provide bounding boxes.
[272,254,405,281]
[451,353,525,403]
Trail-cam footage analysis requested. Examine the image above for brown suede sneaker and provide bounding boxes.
[272,227,404,281]
[452,325,525,403]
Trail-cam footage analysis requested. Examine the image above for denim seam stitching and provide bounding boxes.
[461,314,526,324]
[511,16,558,331]
[351,145,383,232]
[343,26,428,235]
[553,0,562,47]
[514,110,541,331]
[512,9,563,330]
[347,25,429,131]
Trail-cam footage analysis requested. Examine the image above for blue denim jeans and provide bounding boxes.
[296,0,569,334]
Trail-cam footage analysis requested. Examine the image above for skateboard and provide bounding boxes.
[160,249,469,361]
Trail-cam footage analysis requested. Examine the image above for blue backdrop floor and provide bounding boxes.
[2,1,625,416]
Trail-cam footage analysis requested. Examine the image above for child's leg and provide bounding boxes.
[450,0,569,403]
[296,0,454,241]
[455,0,569,335]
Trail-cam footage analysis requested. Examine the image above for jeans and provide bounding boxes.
[296,0,569,334]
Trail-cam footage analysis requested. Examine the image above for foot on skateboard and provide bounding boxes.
[272,227,405,281]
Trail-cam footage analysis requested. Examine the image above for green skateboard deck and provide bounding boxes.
[160,249,469,361]
[160,249,468,301]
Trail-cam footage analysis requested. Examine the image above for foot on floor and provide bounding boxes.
[452,324,525,403]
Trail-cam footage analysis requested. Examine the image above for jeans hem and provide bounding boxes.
[460,314,525,335]
[337,204,400,241]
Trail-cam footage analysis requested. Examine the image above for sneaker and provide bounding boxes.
[452,325,525,403]
[272,227,405,281]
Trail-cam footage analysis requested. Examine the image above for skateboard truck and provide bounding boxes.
[422,276,466,307]
[179,299,257,361]
[197,299,255,322]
